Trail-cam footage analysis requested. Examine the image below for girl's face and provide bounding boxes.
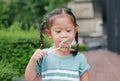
[46,14,78,48]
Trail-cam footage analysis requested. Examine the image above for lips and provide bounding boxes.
[58,39,71,51]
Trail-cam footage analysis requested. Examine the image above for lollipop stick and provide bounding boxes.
[48,47,60,53]
[49,39,71,53]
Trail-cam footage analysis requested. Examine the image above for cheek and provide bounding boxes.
[70,32,76,41]
[70,31,76,37]
[51,34,60,43]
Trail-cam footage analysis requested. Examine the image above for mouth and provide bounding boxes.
[58,39,71,51]
[59,39,70,43]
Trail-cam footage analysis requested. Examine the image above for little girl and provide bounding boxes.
[25,8,90,81]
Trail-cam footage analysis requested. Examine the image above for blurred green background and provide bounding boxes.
[0,0,88,81]
[0,0,71,81]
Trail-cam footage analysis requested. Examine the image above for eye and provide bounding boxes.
[67,30,72,32]
[56,31,61,33]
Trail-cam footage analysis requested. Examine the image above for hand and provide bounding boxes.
[31,49,47,62]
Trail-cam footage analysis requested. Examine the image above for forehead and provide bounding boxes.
[50,14,74,27]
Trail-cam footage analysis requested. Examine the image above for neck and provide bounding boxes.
[58,50,70,56]
[52,46,71,56]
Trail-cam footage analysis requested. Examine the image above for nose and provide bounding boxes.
[61,31,67,38]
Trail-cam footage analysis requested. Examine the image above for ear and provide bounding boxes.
[75,26,78,32]
[45,29,52,38]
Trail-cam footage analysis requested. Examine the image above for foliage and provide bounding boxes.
[0,0,70,29]
[71,44,88,51]
[0,23,52,81]
[0,38,38,80]
[0,61,19,81]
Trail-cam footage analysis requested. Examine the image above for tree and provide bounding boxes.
[0,0,70,29]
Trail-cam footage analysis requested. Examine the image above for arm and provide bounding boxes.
[25,49,47,81]
[80,71,90,81]
[25,58,42,81]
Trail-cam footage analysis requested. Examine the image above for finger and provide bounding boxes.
[37,49,48,55]
[43,50,48,55]
[36,49,47,58]
[33,49,48,60]
[32,49,43,60]
[36,54,43,60]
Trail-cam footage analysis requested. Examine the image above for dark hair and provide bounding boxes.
[40,8,79,56]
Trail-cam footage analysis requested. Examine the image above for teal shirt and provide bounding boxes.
[36,48,90,81]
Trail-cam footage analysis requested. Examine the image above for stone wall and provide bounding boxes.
[68,0,103,36]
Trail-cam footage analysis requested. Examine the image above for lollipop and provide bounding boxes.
[58,39,71,51]
[49,39,71,53]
